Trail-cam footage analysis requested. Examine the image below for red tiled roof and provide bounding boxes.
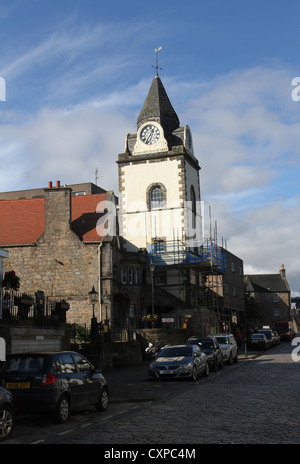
[0,193,107,246]
[0,198,44,245]
[71,194,106,242]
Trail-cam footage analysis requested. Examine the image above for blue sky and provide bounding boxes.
[1,0,300,296]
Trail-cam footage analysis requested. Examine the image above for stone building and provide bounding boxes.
[244,265,291,326]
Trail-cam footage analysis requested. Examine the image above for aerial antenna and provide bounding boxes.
[153,46,162,75]
[95,167,99,185]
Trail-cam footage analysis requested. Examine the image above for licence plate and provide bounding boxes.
[160,370,174,374]
[6,382,30,389]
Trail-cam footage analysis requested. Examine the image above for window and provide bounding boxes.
[60,354,76,373]
[73,353,92,374]
[153,240,165,253]
[128,267,133,284]
[150,185,164,209]
[190,186,196,229]
[121,267,127,284]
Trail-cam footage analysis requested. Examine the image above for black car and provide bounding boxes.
[0,351,109,423]
[187,336,223,371]
[0,386,15,441]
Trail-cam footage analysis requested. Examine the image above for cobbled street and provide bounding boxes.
[4,339,300,446]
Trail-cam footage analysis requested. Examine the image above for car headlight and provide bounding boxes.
[181,363,192,369]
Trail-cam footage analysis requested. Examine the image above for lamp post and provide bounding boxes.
[89,285,98,343]
[149,262,155,323]
[89,285,98,318]
[101,289,111,342]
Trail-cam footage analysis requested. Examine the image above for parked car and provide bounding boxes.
[148,344,209,381]
[214,334,238,364]
[274,321,295,341]
[187,336,223,371]
[272,330,281,346]
[257,329,276,347]
[0,351,109,423]
[247,333,271,350]
[0,386,15,441]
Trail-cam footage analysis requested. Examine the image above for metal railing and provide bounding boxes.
[0,292,68,322]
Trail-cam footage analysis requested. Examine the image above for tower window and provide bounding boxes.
[149,185,165,209]
[190,186,196,229]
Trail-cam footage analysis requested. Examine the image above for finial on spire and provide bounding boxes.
[153,46,162,75]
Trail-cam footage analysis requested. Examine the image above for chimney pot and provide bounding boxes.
[56,180,61,188]
[48,181,53,188]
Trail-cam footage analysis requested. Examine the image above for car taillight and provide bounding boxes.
[41,374,56,385]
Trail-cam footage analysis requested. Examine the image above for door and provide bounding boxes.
[72,353,100,405]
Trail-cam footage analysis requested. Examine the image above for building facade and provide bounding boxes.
[244,265,291,327]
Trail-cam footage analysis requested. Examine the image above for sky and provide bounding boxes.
[0,0,300,296]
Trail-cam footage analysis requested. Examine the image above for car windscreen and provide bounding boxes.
[215,337,229,344]
[258,331,271,339]
[159,347,192,357]
[200,340,214,349]
[2,355,46,373]
[251,334,264,339]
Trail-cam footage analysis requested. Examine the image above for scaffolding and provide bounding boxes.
[147,238,226,273]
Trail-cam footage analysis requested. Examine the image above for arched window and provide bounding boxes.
[149,185,165,210]
[190,186,196,229]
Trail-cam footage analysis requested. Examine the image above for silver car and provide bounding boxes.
[214,334,238,364]
[148,344,209,381]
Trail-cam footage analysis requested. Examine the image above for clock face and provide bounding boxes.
[140,125,160,145]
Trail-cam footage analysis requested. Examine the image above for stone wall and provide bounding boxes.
[3,186,103,326]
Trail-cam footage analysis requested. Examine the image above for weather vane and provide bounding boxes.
[153,46,162,75]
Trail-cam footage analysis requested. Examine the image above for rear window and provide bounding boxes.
[3,355,45,373]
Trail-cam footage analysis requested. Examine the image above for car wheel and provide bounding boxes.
[227,353,233,365]
[219,357,223,369]
[190,366,197,381]
[96,387,109,411]
[55,395,70,424]
[212,359,218,372]
[203,362,209,377]
[0,405,15,441]
[234,353,238,362]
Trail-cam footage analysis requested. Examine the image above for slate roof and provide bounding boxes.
[0,193,106,246]
[137,74,180,133]
[245,274,290,293]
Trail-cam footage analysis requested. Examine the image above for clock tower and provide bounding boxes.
[117,73,202,256]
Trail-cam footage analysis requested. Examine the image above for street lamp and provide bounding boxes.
[89,285,98,318]
[149,262,155,319]
[101,289,111,342]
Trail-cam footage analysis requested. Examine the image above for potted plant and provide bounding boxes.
[2,270,20,291]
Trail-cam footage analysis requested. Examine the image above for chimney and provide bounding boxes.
[43,182,73,236]
[48,181,53,188]
[280,264,286,279]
